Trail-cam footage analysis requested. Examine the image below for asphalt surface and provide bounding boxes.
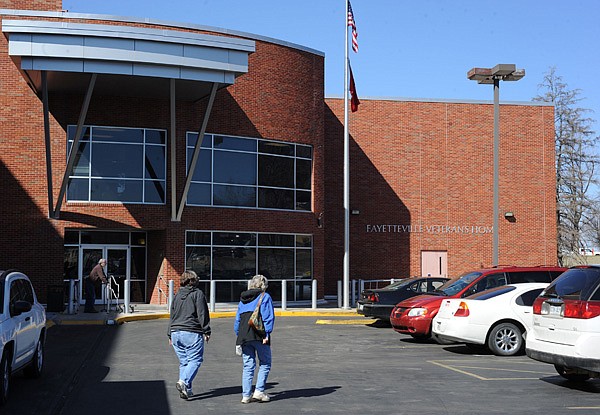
[4,317,600,415]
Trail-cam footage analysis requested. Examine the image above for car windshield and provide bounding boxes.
[543,267,600,300]
[436,271,482,296]
[380,278,412,290]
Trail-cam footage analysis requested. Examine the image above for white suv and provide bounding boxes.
[526,265,600,381]
[1,270,47,405]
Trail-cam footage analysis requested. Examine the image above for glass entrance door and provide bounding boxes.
[80,246,129,305]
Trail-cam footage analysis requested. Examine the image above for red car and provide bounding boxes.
[390,265,567,340]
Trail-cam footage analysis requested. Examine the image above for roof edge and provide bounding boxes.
[325,96,554,107]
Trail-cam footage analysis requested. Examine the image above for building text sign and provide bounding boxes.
[365,224,493,234]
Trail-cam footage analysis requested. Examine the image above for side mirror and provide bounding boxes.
[13,300,32,315]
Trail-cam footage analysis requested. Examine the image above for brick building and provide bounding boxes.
[0,1,557,306]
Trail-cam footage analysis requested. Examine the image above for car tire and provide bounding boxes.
[487,322,523,356]
[24,336,44,379]
[0,350,10,406]
[554,365,591,382]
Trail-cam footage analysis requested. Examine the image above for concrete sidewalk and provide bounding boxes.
[46,301,359,326]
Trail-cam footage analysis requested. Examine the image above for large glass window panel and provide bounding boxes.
[64,246,79,279]
[296,190,311,211]
[69,141,90,176]
[258,248,294,279]
[67,125,91,141]
[91,179,143,202]
[131,232,147,246]
[187,148,212,182]
[144,180,165,203]
[80,231,129,244]
[145,146,165,180]
[93,127,143,143]
[259,155,294,188]
[259,141,294,156]
[258,187,294,210]
[187,183,211,205]
[64,230,79,244]
[187,231,211,245]
[146,129,166,145]
[296,145,312,159]
[187,133,212,148]
[186,247,211,279]
[213,185,255,207]
[296,249,312,279]
[91,143,143,178]
[67,178,89,200]
[296,235,312,247]
[258,234,295,247]
[213,151,256,185]
[213,232,255,246]
[212,247,256,280]
[296,159,312,189]
[130,247,146,280]
[214,135,256,151]
[130,281,146,303]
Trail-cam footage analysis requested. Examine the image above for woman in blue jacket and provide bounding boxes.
[234,274,275,403]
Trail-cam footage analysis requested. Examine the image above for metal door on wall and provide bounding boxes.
[421,251,447,278]
[80,246,129,305]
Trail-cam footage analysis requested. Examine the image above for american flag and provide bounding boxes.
[347,1,358,53]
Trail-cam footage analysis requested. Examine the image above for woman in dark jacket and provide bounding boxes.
[234,274,275,403]
[168,270,211,400]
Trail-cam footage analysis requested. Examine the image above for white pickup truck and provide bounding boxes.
[0,270,47,405]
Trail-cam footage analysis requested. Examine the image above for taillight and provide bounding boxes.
[453,301,469,317]
[533,297,544,315]
[368,293,379,303]
[563,300,600,319]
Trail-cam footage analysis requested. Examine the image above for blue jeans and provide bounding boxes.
[171,331,205,390]
[242,341,272,397]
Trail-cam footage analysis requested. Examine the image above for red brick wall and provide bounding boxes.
[0,0,61,11]
[0,11,325,301]
[324,98,557,293]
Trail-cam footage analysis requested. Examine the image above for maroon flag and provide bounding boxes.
[348,1,358,53]
[349,65,360,112]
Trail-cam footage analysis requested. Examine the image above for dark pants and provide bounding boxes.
[84,278,97,311]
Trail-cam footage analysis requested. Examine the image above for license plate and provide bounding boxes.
[357,304,363,311]
[548,305,562,316]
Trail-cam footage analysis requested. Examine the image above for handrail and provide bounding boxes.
[105,275,122,313]
[158,274,166,305]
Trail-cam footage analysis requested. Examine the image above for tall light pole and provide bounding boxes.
[467,64,525,267]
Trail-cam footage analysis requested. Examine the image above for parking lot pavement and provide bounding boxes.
[5,317,600,415]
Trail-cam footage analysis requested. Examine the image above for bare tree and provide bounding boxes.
[534,67,599,266]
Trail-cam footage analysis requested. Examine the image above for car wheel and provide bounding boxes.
[24,336,44,379]
[554,365,591,382]
[0,350,10,406]
[487,322,523,356]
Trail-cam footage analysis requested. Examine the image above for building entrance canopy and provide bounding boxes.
[2,19,255,219]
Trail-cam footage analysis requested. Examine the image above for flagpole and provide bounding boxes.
[342,0,350,309]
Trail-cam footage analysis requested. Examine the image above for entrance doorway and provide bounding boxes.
[81,245,129,306]
[421,251,447,278]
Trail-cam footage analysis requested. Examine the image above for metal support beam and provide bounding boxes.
[53,73,97,219]
[492,78,500,267]
[175,82,219,221]
[170,79,177,221]
[41,71,54,218]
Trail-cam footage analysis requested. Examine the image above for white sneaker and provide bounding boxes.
[252,390,271,402]
[241,396,252,404]
[176,380,189,400]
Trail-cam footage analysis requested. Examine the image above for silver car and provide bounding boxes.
[0,270,47,405]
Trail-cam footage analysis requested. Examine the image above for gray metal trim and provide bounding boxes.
[53,73,97,219]
[176,82,219,222]
[325,96,553,107]
[42,71,53,218]
[0,9,323,56]
[170,79,177,221]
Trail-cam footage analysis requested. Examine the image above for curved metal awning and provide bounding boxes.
[2,19,255,220]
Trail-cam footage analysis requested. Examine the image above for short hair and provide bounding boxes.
[98,258,107,264]
[181,270,199,287]
[248,274,268,291]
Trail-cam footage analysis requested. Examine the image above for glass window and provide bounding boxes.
[64,246,79,279]
[259,155,294,187]
[187,183,211,205]
[296,249,312,279]
[93,127,143,143]
[212,247,256,279]
[214,135,256,151]
[213,185,255,207]
[296,159,312,190]
[145,146,166,180]
[515,288,544,306]
[188,149,212,182]
[91,179,143,202]
[214,151,256,185]
[187,231,211,245]
[258,234,295,247]
[91,143,143,178]
[259,141,294,156]
[258,188,294,210]
[296,235,312,247]
[80,231,129,245]
[64,231,79,244]
[296,145,312,159]
[187,133,212,148]
[508,271,551,284]
[258,248,294,279]
[213,232,255,246]
[186,247,211,279]
[67,178,89,201]
[67,125,91,141]
[296,190,311,211]
[145,181,165,204]
[146,130,166,145]
[70,141,90,176]
[131,232,147,246]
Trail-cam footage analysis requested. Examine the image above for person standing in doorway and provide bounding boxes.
[168,270,211,400]
[234,274,275,403]
[85,258,107,313]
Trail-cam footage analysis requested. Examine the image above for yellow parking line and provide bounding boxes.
[429,360,554,380]
[454,365,553,375]
[428,360,488,380]
[567,407,600,410]
[316,319,373,325]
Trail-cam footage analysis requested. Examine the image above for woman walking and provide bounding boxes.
[234,274,275,403]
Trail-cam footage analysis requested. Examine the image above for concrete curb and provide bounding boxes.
[48,309,360,326]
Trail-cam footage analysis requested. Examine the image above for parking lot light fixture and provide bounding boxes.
[467,64,525,267]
